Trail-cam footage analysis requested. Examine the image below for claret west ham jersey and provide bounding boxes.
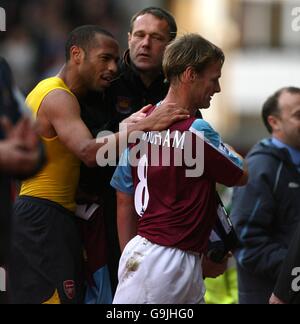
[111,114,243,254]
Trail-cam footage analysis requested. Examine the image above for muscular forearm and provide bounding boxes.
[80,120,151,168]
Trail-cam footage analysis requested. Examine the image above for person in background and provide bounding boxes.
[0,57,45,304]
[231,87,300,304]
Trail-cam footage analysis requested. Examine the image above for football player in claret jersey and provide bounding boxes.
[111,34,248,304]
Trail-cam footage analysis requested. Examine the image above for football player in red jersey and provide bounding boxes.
[111,34,248,304]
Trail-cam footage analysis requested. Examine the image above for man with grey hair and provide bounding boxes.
[110,34,248,304]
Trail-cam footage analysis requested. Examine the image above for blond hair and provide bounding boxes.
[163,34,224,83]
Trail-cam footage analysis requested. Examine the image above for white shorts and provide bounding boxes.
[113,235,206,304]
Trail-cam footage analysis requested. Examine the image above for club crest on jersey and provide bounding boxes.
[63,280,75,300]
[116,96,132,114]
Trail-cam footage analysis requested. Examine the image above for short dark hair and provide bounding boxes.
[262,87,300,133]
[163,34,225,83]
[130,7,177,41]
[65,25,115,61]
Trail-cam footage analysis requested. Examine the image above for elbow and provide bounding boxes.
[83,158,97,168]
[80,142,97,168]
[82,153,97,168]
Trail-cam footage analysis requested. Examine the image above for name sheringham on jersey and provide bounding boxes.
[0,267,6,292]
[0,7,6,31]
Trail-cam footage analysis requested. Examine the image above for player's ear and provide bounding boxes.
[182,67,197,83]
[268,115,281,132]
[70,46,84,65]
[128,32,132,45]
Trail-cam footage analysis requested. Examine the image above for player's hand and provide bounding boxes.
[0,117,40,175]
[269,293,285,304]
[1,117,38,150]
[202,253,229,278]
[120,105,153,131]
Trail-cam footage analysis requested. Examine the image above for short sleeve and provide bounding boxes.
[110,148,134,194]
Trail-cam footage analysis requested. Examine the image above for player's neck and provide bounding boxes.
[165,86,198,116]
[57,64,88,97]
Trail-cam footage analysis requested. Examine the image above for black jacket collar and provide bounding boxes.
[117,50,166,90]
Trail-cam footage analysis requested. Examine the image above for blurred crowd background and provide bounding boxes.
[0,0,300,152]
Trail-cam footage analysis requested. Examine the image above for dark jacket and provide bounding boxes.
[274,220,300,304]
[231,139,300,304]
[104,50,169,121]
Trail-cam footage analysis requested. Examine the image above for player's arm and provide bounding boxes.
[110,148,137,251]
[116,191,137,252]
[202,254,230,278]
[190,119,248,187]
[44,91,190,167]
[210,146,248,187]
[224,144,248,186]
[42,90,99,166]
